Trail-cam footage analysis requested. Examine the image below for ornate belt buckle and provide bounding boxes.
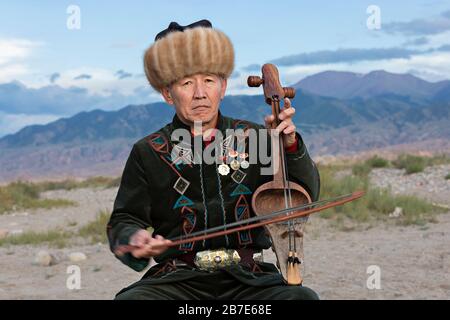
[194,249,241,271]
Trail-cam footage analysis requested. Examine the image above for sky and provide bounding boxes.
[1,0,450,137]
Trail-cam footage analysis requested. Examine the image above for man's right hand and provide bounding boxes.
[129,229,172,259]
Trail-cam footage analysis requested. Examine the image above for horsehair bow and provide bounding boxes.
[113,191,365,255]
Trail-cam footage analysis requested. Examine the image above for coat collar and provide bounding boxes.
[171,110,225,135]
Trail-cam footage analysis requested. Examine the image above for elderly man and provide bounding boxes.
[107,19,320,300]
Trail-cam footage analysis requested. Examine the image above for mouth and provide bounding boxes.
[192,105,210,110]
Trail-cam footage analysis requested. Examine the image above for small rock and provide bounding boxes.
[389,207,403,218]
[0,229,9,240]
[33,251,57,266]
[68,252,87,262]
[92,266,102,272]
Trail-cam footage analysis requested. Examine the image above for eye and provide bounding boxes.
[183,81,192,86]
[205,78,214,83]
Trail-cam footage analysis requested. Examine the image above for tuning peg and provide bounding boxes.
[247,76,263,87]
[283,87,295,99]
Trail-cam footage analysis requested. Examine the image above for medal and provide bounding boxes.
[218,164,230,176]
[228,149,238,158]
[230,159,240,170]
[238,152,248,159]
[240,160,249,169]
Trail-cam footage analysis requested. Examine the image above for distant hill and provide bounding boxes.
[1,70,449,182]
[292,70,450,101]
[2,91,448,149]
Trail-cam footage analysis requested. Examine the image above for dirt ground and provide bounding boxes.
[0,166,449,300]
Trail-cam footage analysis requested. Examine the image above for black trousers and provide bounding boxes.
[115,269,319,300]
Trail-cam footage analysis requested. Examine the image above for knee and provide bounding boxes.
[114,287,161,300]
[115,290,135,300]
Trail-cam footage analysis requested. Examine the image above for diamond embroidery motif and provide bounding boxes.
[231,169,246,184]
[173,176,190,194]
[172,142,193,165]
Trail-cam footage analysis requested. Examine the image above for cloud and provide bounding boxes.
[242,44,450,69]
[383,9,450,36]
[403,37,430,47]
[0,80,163,137]
[73,74,92,80]
[115,70,133,80]
[0,111,59,137]
[0,38,43,83]
[241,64,261,72]
[0,38,42,65]
[230,70,241,79]
[267,47,424,67]
[49,72,60,83]
[0,80,162,116]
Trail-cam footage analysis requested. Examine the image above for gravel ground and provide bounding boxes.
[370,164,450,206]
[0,166,449,300]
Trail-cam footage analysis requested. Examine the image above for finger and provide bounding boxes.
[131,246,151,259]
[130,235,144,247]
[264,115,275,128]
[275,120,291,134]
[130,231,150,247]
[283,98,291,108]
[278,107,295,120]
[283,125,296,135]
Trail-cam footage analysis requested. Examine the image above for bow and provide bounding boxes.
[114,192,365,259]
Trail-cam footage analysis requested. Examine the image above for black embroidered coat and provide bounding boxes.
[107,112,320,283]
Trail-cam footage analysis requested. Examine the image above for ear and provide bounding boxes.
[161,87,174,105]
[220,78,227,100]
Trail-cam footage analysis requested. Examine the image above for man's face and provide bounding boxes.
[161,73,227,128]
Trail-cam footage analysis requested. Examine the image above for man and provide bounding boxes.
[107,20,320,300]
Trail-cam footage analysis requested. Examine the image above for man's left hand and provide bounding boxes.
[264,97,297,148]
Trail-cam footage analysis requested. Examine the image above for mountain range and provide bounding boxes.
[0,70,449,182]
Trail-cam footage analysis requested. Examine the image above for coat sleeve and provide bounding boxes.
[106,144,153,271]
[285,132,320,202]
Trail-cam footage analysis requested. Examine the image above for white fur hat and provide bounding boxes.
[144,20,235,92]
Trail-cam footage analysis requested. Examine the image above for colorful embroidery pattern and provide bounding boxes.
[230,183,252,197]
[147,133,169,154]
[173,194,194,209]
[180,206,197,251]
[234,194,252,245]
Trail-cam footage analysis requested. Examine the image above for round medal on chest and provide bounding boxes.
[230,159,240,170]
[240,160,250,169]
[218,163,230,176]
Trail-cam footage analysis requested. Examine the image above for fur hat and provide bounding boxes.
[144,20,235,92]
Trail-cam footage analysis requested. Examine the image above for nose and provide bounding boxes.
[193,82,207,99]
